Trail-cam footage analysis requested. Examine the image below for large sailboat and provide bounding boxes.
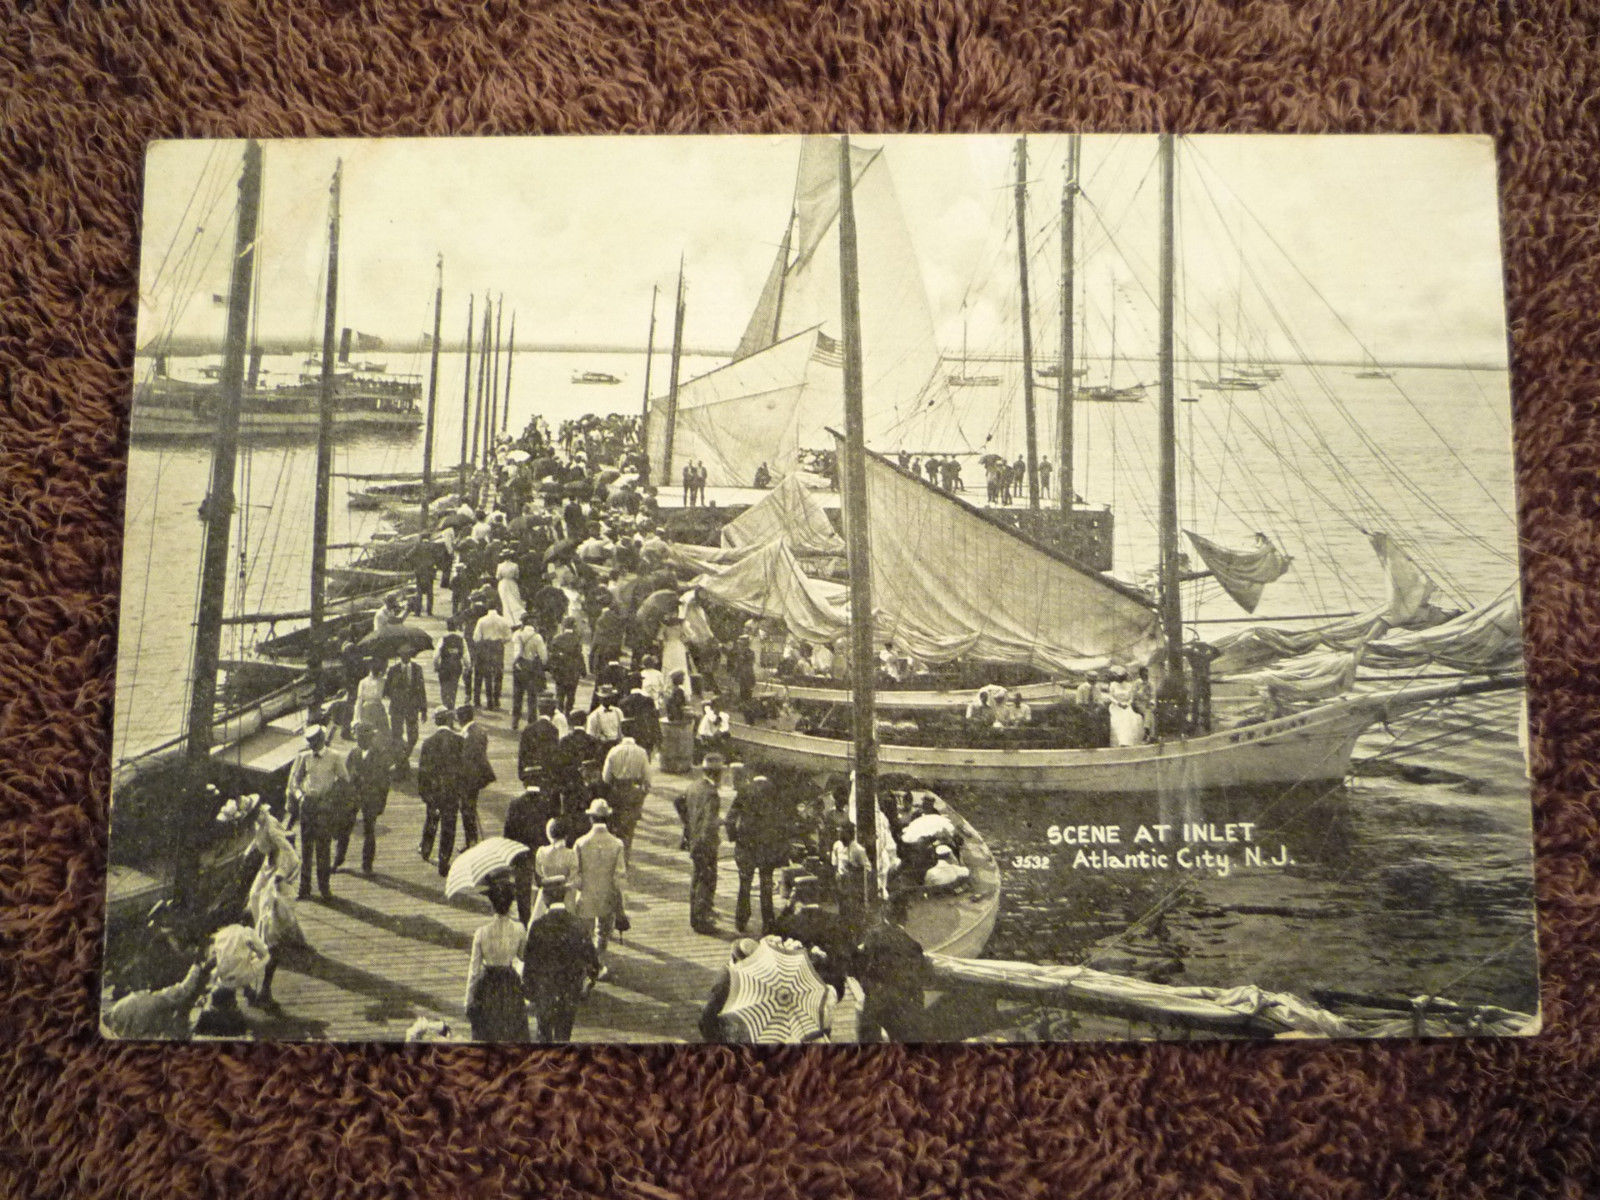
[718,135,1524,795]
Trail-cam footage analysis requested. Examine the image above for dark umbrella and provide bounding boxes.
[532,455,560,479]
[635,588,680,630]
[595,467,622,487]
[357,625,434,657]
[439,511,474,532]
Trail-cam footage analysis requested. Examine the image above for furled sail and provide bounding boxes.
[1236,650,1362,707]
[1185,530,1292,613]
[648,136,941,488]
[722,473,844,554]
[1364,586,1522,672]
[840,440,1160,673]
[1210,533,1445,675]
[689,539,849,646]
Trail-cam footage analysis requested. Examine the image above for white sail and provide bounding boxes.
[689,538,849,646]
[722,473,843,554]
[841,442,1160,672]
[649,136,941,487]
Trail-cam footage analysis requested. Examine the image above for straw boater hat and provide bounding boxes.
[586,798,613,821]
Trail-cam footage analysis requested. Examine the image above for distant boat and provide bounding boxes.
[1354,368,1392,380]
[1077,383,1146,402]
[947,314,999,387]
[1196,376,1265,392]
[571,370,622,385]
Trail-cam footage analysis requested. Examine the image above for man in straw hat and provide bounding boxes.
[572,798,627,976]
[286,724,349,901]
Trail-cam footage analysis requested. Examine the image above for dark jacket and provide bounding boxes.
[522,907,599,1001]
[504,789,559,851]
[460,723,495,792]
[416,727,463,809]
[518,717,561,783]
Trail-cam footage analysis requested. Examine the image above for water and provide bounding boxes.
[114,351,1538,1019]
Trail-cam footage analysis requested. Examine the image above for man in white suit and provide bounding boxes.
[572,798,627,980]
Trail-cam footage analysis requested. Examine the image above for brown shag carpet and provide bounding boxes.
[2,2,1598,1196]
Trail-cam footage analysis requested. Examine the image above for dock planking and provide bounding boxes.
[258,611,751,1044]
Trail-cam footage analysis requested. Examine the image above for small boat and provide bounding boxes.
[1354,368,1393,380]
[571,370,622,385]
[1076,383,1146,402]
[898,794,1001,959]
[948,373,1001,387]
[1196,376,1266,392]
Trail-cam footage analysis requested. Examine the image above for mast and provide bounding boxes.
[474,296,491,489]
[458,293,474,496]
[502,310,516,434]
[420,255,443,538]
[185,139,261,760]
[770,209,794,343]
[837,134,879,896]
[1015,137,1040,510]
[639,284,658,453]
[489,293,503,440]
[659,258,686,486]
[308,160,342,706]
[1156,134,1188,733]
[1057,135,1079,513]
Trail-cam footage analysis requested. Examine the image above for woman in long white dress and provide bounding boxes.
[1106,670,1146,747]
[246,805,307,1006]
[496,559,526,623]
[354,659,391,739]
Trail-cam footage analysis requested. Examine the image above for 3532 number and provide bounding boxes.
[1010,854,1052,870]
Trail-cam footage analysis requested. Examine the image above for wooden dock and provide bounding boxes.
[244,612,755,1044]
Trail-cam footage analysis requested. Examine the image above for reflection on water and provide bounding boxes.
[958,762,1538,1015]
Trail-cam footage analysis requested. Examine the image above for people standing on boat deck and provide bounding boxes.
[286,725,349,902]
[522,877,599,1042]
[456,704,493,848]
[696,461,710,506]
[548,617,585,714]
[335,722,391,875]
[1074,673,1096,707]
[725,773,787,934]
[418,708,466,876]
[753,462,772,489]
[1039,456,1052,498]
[997,689,1033,728]
[695,696,731,763]
[464,872,530,1043]
[572,798,627,976]
[602,725,651,853]
[1131,666,1154,736]
[1106,667,1145,747]
[471,604,512,710]
[965,682,1008,724]
[385,649,427,763]
[508,614,548,730]
[1183,640,1220,733]
[681,463,694,507]
[504,785,558,924]
[435,619,470,712]
[675,753,724,934]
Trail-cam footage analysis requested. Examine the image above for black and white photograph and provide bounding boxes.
[102,132,1536,1045]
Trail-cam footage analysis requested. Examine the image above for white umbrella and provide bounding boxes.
[505,449,531,464]
[443,837,530,899]
[719,940,831,1043]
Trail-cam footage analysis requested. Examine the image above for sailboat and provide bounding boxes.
[947,313,1000,387]
[108,148,447,938]
[725,135,1523,795]
[1076,294,1146,402]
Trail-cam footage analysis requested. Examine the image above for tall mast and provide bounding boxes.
[639,284,658,452]
[458,293,474,496]
[659,258,686,486]
[1156,134,1188,733]
[185,139,261,760]
[1015,136,1040,510]
[474,296,491,484]
[502,310,516,434]
[837,134,879,892]
[308,160,342,705]
[420,255,444,538]
[1057,135,1079,514]
[489,293,503,440]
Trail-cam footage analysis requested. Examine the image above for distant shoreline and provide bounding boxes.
[135,339,1509,373]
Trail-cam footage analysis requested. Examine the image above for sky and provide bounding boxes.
[137,133,1511,367]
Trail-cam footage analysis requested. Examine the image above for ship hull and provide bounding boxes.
[730,695,1389,794]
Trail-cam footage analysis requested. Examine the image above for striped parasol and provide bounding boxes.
[443,837,530,899]
[719,939,831,1044]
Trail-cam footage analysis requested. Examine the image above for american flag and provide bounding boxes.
[811,331,844,367]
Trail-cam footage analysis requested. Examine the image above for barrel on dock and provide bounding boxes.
[660,718,694,773]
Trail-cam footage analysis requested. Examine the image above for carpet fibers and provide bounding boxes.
[2,2,1599,1197]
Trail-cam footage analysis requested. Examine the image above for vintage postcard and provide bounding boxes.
[103,133,1536,1043]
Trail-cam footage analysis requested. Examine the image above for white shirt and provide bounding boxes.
[587,705,622,742]
[511,626,547,664]
[811,644,835,674]
[924,860,970,889]
[474,610,513,644]
[697,708,729,737]
[464,913,527,1008]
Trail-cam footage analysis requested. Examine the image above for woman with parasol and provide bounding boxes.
[462,870,530,1042]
